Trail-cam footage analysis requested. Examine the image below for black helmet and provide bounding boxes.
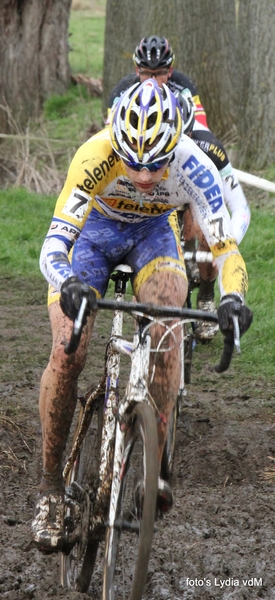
[133,36,175,70]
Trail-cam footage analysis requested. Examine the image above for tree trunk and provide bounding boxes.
[236,0,275,168]
[173,0,237,139]
[102,0,236,137]
[102,0,145,115]
[0,0,72,132]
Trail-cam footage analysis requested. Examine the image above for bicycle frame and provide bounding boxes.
[63,265,154,539]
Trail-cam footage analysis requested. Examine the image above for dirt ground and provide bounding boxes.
[1,190,275,600]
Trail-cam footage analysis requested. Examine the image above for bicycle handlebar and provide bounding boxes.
[97,299,218,321]
[184,250,213,263]
[64,298,218,355]
[64,297,240,373]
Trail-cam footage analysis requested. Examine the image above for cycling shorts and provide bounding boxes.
[48,208,186,305]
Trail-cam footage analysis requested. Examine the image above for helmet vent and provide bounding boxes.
[130,112,138,128]
[147,112,157,128]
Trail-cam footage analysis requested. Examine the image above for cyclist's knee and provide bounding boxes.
[49,340,87,377]
[138,271,187,307]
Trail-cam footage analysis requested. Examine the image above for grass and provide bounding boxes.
[40,3,106,152]
[191,206,275,381]
[0,188,56,277]
[69,2,106,78]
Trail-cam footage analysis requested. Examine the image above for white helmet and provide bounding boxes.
[109,78,182,164]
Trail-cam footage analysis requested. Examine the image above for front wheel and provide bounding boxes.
[103,402,158,600]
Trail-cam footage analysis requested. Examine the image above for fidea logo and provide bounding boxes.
[182,155,223,213]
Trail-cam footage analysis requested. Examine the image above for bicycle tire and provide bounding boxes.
[102,402,158,600]
[60,398,103,592]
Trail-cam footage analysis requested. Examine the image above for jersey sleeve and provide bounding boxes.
[179,143,248,301]
[190,129,251,245]
[192,94,209,128]
[40,131,115,292]
[219,163,251,245]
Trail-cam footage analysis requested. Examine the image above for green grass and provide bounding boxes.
[191,206,275,381]
[43,4,106,135]
[68,8,105,78]
[0,188,56,277]
[42,86,103,144]
[37,4,106,152]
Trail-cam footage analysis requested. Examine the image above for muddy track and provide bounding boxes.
[1,187,275,599]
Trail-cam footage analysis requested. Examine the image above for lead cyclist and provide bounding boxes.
[31,79,252,554]
[107,35,251,341]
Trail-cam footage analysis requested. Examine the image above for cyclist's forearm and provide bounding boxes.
[40,237,73,291]
[211,242,248,300]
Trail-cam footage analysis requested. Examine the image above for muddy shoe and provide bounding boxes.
[31,491,65,552]
[134,477,173,518]
[195,298,219,342]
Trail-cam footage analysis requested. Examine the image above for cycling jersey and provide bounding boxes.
[108,71,250,245]
[108,69,208,128]
[40,128,248,304]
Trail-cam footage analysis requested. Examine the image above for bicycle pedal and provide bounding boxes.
[64,515,74,532]
[65,481,83,501]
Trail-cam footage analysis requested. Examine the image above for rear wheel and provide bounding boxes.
[103,402,158,600]
[60,397,103,592]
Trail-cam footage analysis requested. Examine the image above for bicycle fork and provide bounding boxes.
[105,325,152,569]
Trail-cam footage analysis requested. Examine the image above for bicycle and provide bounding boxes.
[58,263,239,599]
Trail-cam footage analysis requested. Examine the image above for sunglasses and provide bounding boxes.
[138,68,170,77]
[122,157,169,172]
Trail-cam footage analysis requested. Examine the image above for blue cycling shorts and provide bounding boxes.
[49,208,186,303]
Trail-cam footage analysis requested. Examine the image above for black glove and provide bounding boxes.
[217,294,253,338]
[60,276,97,322]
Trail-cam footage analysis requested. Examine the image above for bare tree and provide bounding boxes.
[236,0,275,168]
[102,0,143,114]
[173,0,237,139]
[0,0,72,132]
[102,0,236,137]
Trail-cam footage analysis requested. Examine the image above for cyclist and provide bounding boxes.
[107,35,251,341]
[31,79,252,552]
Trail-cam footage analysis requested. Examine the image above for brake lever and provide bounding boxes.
[232,311,241,354]
[64,284,91,355]
[73,285,90,336]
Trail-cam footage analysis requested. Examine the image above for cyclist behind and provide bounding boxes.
[107,35,251,342]
[31,80,252,552]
